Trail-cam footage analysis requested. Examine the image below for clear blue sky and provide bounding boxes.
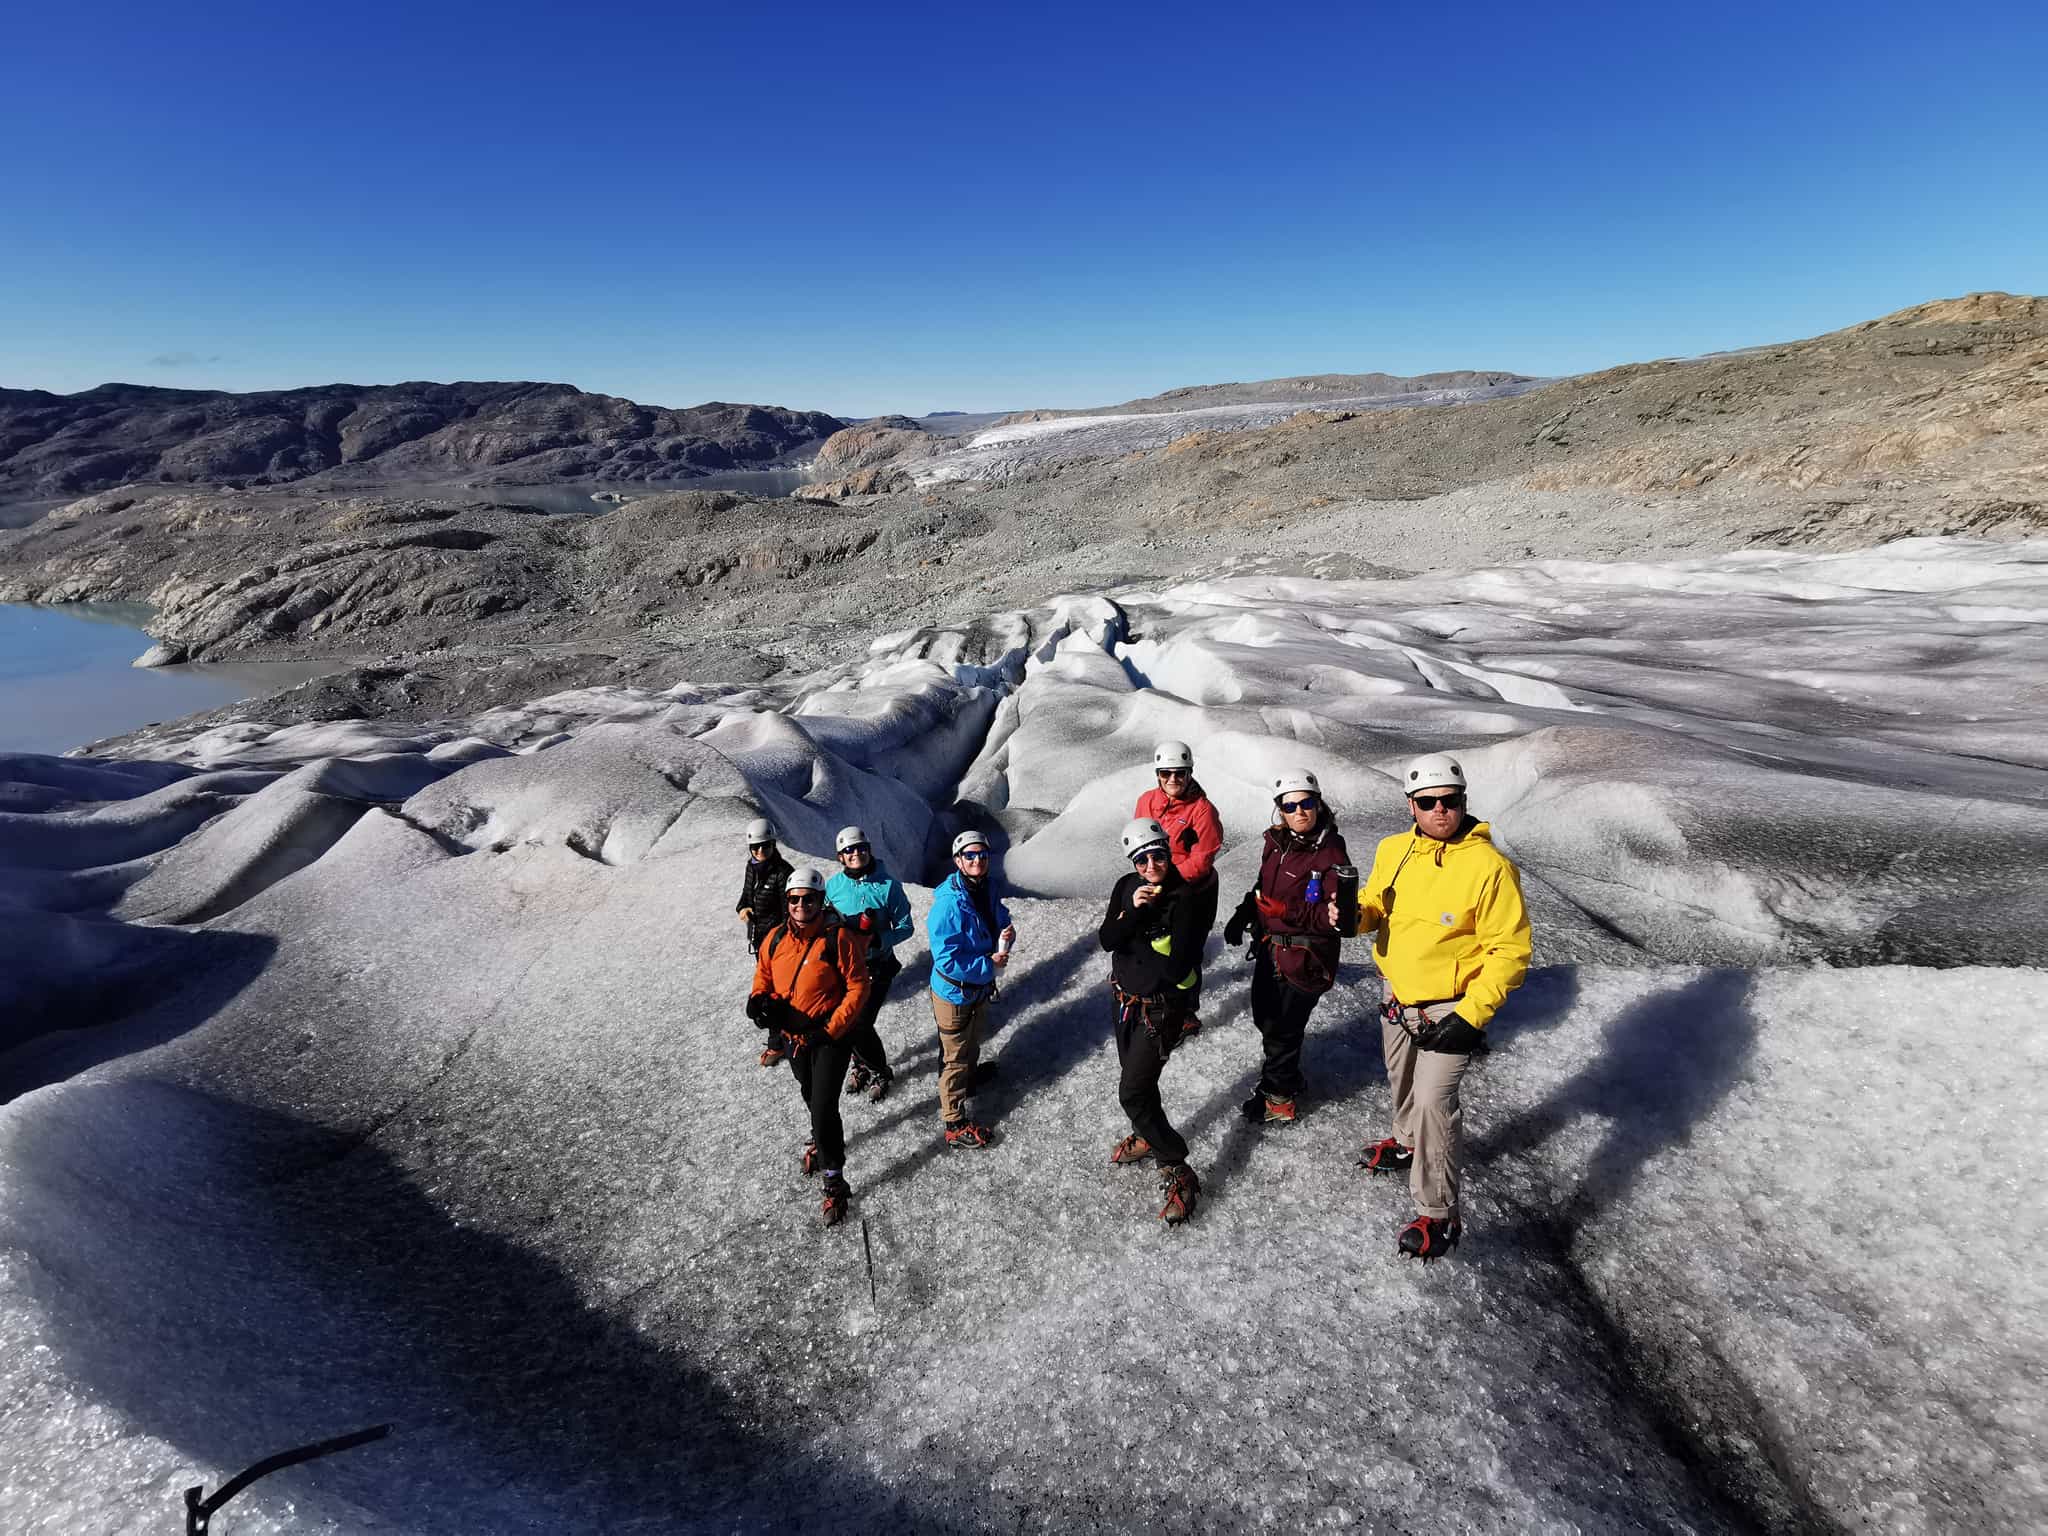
[4,0,2044,416]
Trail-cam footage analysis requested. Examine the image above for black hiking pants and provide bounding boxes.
[788,1031,855,1170]
[1113,998,1189,1166]
[845,952,900,1080]
[1250,943,1322,1102]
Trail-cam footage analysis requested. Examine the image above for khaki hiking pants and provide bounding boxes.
[931,991,989,1124]
[1380,993,1474,1222]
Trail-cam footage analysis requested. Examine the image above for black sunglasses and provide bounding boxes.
[786,892,822,905]
[1156,767,1190,779]
[1132,848,1170,865]
[1278,796,1320,814]
[838,843,870,857]
[1410,792,1466,812]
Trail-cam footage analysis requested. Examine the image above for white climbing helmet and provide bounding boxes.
[745,817,774,845]
[835,824,869,853]
[1120,817,1169,862]
[785,867,827,895]
[1402,753,1467,795]
[1152,740,1194,772]
[952,829,991,858]
[1272,769,1321,801]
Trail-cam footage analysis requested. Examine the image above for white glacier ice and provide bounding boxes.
[1,536,2044,1532]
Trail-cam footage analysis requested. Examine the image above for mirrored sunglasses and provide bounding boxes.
[957,849,991,862]
[1410,792,1466,812]
[838,843,871,857]
[1278,797,1320,814]
[1131,848,1171,866]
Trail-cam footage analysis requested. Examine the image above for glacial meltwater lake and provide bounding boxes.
[0,603,339,756]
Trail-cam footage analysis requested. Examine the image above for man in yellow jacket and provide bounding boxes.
[1350,752,1531,1260]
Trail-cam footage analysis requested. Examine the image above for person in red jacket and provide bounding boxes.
[1222,769,1349,1124]
[748,867,872,1225]
[1132,740,1224,1022]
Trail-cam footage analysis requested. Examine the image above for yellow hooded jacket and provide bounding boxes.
[1357,820,1531,1028]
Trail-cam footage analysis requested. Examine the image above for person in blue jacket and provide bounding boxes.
[825,824,914,1102]
[926,828,1015,1148]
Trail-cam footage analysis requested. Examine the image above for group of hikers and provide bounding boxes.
[737,741,1531,1260]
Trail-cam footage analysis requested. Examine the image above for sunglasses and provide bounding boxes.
[838,844,870,857]
[957,849,990,862]
[1132,849,1170,866]
[1410,792,1466,812]
[786,892,821,906]
[1156,768,1190,780]
[1278,797,1320,814]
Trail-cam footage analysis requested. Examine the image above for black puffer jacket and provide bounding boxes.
[736,852,793,953]
[1098,866,1209,1002]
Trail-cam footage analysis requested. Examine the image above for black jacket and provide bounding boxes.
[736,852,793,953]
[1098,867,1208,1000]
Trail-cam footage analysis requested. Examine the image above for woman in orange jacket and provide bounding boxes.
[749,866,872,1225]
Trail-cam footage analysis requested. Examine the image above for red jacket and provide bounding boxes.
[1134,782,1223,886]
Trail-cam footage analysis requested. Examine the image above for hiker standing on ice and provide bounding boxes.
[1223,770,1350,1126]
[748,867,872,1226]
[1348,753,1530,1261]
[735,818,795,1067]
[826,824,911,1102]
[1099,817,1207,1224]
[926,828,1014,1149]
[1132,740,1224,1028]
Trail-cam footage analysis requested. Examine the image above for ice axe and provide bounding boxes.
[184,1423,390,1533]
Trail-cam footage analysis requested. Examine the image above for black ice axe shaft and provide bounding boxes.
[184,1423,390,1534]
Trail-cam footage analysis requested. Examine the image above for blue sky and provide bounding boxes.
[3,0,2043,415]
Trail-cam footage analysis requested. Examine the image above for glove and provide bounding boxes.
[1223,892,1258,947]
[746,994,773,1026]
[1255,894,1287,921]
[1416,1012,1485,1054]
[1178,825,1197,851]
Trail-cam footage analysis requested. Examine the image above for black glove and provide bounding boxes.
[1223,891,1259,948]
[746,993,772,1024]
[1416,1012,1485,1054]
[1178,825,1197,851]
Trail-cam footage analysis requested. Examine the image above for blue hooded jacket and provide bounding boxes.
[927,870,1012,1006]
[825,861,914,958]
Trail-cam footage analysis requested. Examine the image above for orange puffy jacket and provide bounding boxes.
[750,920,871,1040]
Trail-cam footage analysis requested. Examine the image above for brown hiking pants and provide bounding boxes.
[931,991,989,1124]
[1380,994,1474,1221]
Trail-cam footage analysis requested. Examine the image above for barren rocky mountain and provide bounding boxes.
[2,293,2041,746]
[0,380,843,500]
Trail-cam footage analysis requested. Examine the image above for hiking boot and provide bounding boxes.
[1397,1215,1461,1261]
[943,1119,992,1149]
[1358,1137,1414,1176]
[846,1060,875,1097]
[759,1036,787,1068]
[800,1140,820,1176]
[1180,1012,1202,1038]
[1241,1094,1296,1125]
[866,1071,892,1104]
[1159,1163,1200,1225]
[820,1172,851,1226]
[1110,1133,1153,1165]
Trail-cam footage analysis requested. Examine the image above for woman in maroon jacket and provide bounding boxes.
[1223,769,1349,1124]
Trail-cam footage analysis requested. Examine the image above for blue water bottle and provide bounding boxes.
[1305,872,1322,904]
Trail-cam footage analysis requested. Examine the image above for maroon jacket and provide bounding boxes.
[1255,817,1350,995]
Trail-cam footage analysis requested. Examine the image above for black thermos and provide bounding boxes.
[1332,864,1361,936]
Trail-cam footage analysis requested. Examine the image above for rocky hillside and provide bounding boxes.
[0,381,843,500]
